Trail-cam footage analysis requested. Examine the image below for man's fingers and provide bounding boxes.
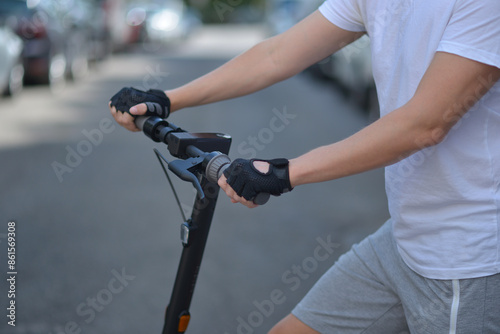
[218,175,258,208]
[109,102,140,132]
[130,103,148,116]
[117,112,140,132]
[218,176,236,199]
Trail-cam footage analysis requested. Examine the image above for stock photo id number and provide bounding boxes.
[6,221,17,327]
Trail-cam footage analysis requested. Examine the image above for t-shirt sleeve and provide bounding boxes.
[437,0,500,69]
[319,0,366,32]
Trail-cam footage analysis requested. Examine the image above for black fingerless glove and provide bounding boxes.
[110,87,170,118]
[223,158,293,201]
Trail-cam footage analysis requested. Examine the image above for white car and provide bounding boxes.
[0,23,24,97]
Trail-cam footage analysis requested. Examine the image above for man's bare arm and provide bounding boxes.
[110,11,363,131]
[167,11,363,111]
[288,52,500,187]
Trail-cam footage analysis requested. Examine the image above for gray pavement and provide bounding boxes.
[0,25,389,334]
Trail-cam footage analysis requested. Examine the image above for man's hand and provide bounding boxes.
[109,87,170,132]
[218,159,293,208]
[109,102,143,132]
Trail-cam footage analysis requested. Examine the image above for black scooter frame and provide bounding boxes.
[162,176,219,334]
[135,116,231,334]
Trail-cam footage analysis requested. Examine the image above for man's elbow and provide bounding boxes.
[411,121,451,152]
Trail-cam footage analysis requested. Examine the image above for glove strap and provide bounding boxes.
[250,158,293,193]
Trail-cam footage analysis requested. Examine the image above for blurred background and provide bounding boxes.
[0,0,385,333]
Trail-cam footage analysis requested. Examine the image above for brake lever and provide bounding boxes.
[168,158,205,199]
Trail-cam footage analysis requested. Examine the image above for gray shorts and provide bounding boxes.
[292,220,500,334]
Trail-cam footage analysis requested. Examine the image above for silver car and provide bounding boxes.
[0,23,24,97]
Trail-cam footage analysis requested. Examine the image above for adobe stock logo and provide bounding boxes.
[46,267,135,334]
[51,118,115,182]
[237,106,297,159]
[224,235,339,334]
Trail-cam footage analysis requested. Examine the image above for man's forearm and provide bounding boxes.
[288,105,442,187]
[166,11,363,112]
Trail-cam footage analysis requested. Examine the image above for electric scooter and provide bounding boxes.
[133,116,269,334]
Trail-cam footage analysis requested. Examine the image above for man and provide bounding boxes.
[110,0,500,332]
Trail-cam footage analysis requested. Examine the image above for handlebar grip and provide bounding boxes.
[252,192,271,206]
[134,116,147,131]
[205,155,270,205]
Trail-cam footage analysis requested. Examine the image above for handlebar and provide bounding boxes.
[134,116,149,132]
[135,116,270,205]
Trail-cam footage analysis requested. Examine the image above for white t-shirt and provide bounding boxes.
[319,0,500,279]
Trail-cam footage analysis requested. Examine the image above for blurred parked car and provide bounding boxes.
[0,0,101,86]
[266,0,378,119]
[123,1,201,46]
[315,36,378,119]
[98,0,201,51]
[0,0,64,85]
[0,22,24,97]
[100,0,140,50]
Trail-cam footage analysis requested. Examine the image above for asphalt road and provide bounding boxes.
[0,25,389,334]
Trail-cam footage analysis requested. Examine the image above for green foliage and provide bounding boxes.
[185,0,266,23]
